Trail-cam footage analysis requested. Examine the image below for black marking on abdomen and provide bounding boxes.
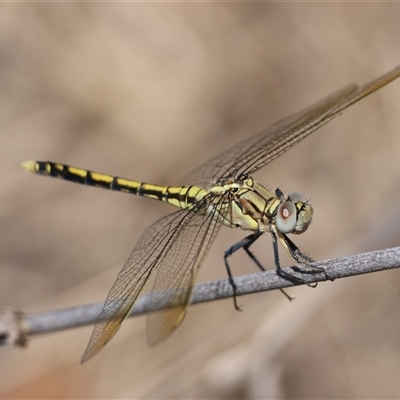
[138,186,163,200]
[111,178,139,195]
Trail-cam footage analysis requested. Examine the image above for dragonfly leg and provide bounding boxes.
[271,231,309,285]
[225,232,294,306]
[274,232,333,285]
[282,233,334,281]
[243,239,294,302]
[271,231,318,287]
[224,233,262,310]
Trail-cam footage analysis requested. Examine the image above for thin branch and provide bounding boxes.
[1,246,400,348]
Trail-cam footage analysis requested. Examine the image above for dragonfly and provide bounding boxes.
[22,65,400,362]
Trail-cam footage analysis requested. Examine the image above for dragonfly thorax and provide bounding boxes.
[209,181,241,195]
[224,176,313,236]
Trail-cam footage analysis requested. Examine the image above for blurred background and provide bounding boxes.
[1,3,400,398]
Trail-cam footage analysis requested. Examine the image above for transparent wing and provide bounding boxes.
[147,196,225,346]
[183,65,400,187]
[81,196,225,362]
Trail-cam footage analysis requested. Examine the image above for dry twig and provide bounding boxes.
[1,246,399,348]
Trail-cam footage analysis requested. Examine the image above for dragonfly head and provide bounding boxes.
[275,192,313,235]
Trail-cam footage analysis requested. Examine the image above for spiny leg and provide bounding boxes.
[281,233,333,281]
[243,237,294,302]
[271,230,316,287]
[272,232,329,287]
[224,232,293,308]
[224,235,260,310]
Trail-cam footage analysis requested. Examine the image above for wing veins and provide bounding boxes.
[81,204,207,362]
[147,194,228,345]
[183,65,400,185]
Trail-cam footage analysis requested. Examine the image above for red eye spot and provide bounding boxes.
[281,207,290,218]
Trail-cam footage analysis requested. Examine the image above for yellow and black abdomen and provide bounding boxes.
[22,161,206,210]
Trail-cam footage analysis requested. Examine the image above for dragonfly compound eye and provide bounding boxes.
[288,192,307,203]
[276,200,297,234]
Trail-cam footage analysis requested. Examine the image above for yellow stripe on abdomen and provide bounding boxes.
[22,160,206,210]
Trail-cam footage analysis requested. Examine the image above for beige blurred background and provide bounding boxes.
[1,3,400,399]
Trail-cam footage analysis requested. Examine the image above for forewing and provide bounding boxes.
[147,196,225,346]
[183,65,400,186]
[81,208,202,362]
